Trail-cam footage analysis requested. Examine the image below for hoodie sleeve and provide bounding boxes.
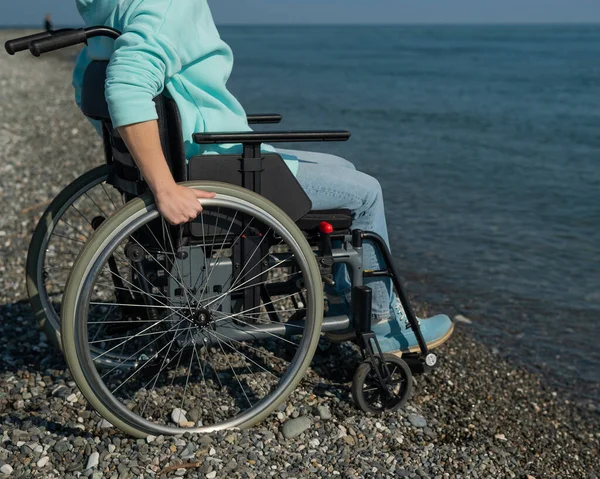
[105,2,182,128]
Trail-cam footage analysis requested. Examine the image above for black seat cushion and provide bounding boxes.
[296,209,353,232]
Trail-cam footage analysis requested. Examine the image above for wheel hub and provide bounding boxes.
[193,308,213,328]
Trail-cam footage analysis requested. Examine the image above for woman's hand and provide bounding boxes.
[154,184,216,225]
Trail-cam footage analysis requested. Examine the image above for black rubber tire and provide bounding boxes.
[26,165,113,349]
[351,353,412,414]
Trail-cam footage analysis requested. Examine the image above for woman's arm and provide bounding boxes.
[104,3,214,225]
[118,120,214,225]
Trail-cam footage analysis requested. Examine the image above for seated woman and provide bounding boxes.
[72,0,454,355]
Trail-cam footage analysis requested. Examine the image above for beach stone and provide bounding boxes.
[99,419,113,429]
[198,436,212,446]
[282,417,312,439]
[494,434,507,441]
[454,314,473,324]
[343,435,356,446]
[188,408,200,423]
[408,414,427,428]
[37,456,49,468]
[207,472,217,479]
[171,408,188,424]
[54,441,70,454]
[317,405,332,420]
[180,443,196,458]
[86,451,99,470]
[0,464,13,475]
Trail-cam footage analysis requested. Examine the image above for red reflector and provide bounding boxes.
[319,221,334,234]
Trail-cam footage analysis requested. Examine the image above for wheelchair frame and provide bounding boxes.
[6,26,441,435]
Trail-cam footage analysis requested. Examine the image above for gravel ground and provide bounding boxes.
[0,30,599,479]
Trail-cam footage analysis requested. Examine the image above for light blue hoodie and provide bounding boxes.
[73,0,296,173]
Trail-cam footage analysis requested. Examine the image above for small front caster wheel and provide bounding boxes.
[351,353,413,414]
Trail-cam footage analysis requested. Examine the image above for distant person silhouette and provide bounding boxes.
[44,14,53,32]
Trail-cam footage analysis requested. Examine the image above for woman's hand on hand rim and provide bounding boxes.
[154,184,216,225]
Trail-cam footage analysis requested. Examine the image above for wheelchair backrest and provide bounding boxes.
[81,60,187,194]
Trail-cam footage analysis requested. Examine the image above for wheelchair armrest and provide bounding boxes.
[247,113,282,124]
[193,130,351,144]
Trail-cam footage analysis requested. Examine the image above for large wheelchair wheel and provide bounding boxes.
[26,164,123,350]
[61,181,324,437]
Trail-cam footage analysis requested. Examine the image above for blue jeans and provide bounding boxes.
[278,149,393,321]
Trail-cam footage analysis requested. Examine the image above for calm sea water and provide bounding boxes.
[222,25,600,396]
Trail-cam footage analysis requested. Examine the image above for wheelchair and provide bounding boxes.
[7,28,444,438]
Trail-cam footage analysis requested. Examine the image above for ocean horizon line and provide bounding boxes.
[1,21,600,30]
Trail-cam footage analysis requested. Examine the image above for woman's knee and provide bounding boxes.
[356,171,384,206]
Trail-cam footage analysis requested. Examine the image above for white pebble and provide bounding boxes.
[171,408,188,424]
[99,419,113,429]
[0,464,13,475]
[66,393,78,403]
[37,456,49,468]
[206,472,217,479]
[454,314,473,324]
[51,385,64,396]
[494,433,507,441]
[86,451,100,470]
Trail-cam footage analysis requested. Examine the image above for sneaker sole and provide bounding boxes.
[390,321,456,358]
[325,321,456,353]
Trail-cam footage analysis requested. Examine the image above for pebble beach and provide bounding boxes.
[0,30,599,479]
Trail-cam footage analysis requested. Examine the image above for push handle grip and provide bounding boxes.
[5,30,59,55]
[29,29,87,57]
